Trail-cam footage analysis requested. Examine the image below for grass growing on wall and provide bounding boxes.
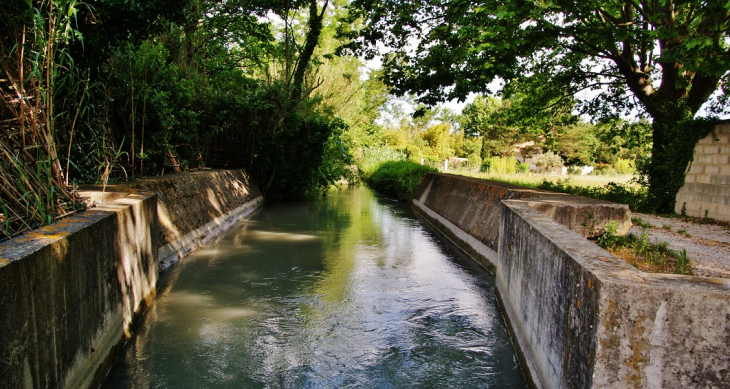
[594,221,693,275]
[456,171,649,213]
[538,179,649,213]
[365,161,437,201]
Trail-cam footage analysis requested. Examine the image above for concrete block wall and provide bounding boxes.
[413,173,730,388]
[0,169,263,388]
[676,121,730,221]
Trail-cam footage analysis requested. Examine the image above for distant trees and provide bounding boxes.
[342,0,730,212]
[352,91,651,178]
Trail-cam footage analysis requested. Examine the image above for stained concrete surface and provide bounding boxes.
[413,173,730,388]
[0,169,263,388]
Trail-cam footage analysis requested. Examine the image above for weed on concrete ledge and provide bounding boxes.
[593,224,694,275]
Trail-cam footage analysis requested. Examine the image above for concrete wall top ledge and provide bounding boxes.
[503,199,730,289]
[0,191,155,265]
[500,196,730,389]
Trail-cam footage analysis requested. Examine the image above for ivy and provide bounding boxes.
[642,117,720,213]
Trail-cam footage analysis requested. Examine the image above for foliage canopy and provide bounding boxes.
[341,0,730,211]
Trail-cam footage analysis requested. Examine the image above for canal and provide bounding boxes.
[103,186,527,388]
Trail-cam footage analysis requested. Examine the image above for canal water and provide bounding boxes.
[103,186,526,388]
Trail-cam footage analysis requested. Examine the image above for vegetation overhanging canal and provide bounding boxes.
[1,1,728,234]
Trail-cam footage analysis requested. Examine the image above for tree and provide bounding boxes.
[341,0,730,212]
[421,123,453,161]
[461,95,526,158]
[552,122,599,166]
[535,151,565,173]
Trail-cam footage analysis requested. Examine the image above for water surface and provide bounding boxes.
[104,186,526,388]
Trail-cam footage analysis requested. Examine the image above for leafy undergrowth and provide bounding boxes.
[365,160,437,201]
[593,221,693,275]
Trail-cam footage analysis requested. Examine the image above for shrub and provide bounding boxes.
[593,163,616,175]
[357,146,407,177]
[535,151,564,173]
[614,158,635,174]
[467,154,482,171]
[517,162,530,174]
[366,160,437,200]
[483,156,518,174]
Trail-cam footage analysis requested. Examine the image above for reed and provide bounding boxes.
[0,1,86,240]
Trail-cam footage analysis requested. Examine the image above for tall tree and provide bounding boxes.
[341,0,730,212]
[461,95,526,158]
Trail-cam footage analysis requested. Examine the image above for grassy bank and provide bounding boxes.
[364,161,437,201]
[458,171,636,187]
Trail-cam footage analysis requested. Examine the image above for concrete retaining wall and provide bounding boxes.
[0,170,262,388]
[413,173,730,388]
[413,174,631,272]
[125,170,263,269]
[676,120,730,221]
[0,193,158,388]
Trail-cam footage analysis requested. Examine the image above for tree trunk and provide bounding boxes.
[290,0,327,104]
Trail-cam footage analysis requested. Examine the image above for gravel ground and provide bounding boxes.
[628,213,730,278]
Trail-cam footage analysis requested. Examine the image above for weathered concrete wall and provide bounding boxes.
[88,170,263,269]
[0,169,263,388]
[413,173,730,388]
[413,174,631,271]
[0,193,158,389]
[675,120,730,221]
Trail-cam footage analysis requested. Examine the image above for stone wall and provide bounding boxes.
[675,120,730,221]
[0,170,263,388]
[413,173,730,388]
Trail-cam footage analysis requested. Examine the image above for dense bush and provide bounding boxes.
[535,151,564,173]
[365,161,437,201]
[517,162,530,174]
[614,158,635,174]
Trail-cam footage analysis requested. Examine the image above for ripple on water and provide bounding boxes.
[102,186,526,388]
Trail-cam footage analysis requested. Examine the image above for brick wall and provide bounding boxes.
[675,121,730,221]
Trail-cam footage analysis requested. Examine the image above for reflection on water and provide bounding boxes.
[103,186,526,388]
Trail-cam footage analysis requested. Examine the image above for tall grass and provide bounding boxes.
[357,146,407,177]
[355,146,435,200]
[0,1,86,240]
[483,156,517,174]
